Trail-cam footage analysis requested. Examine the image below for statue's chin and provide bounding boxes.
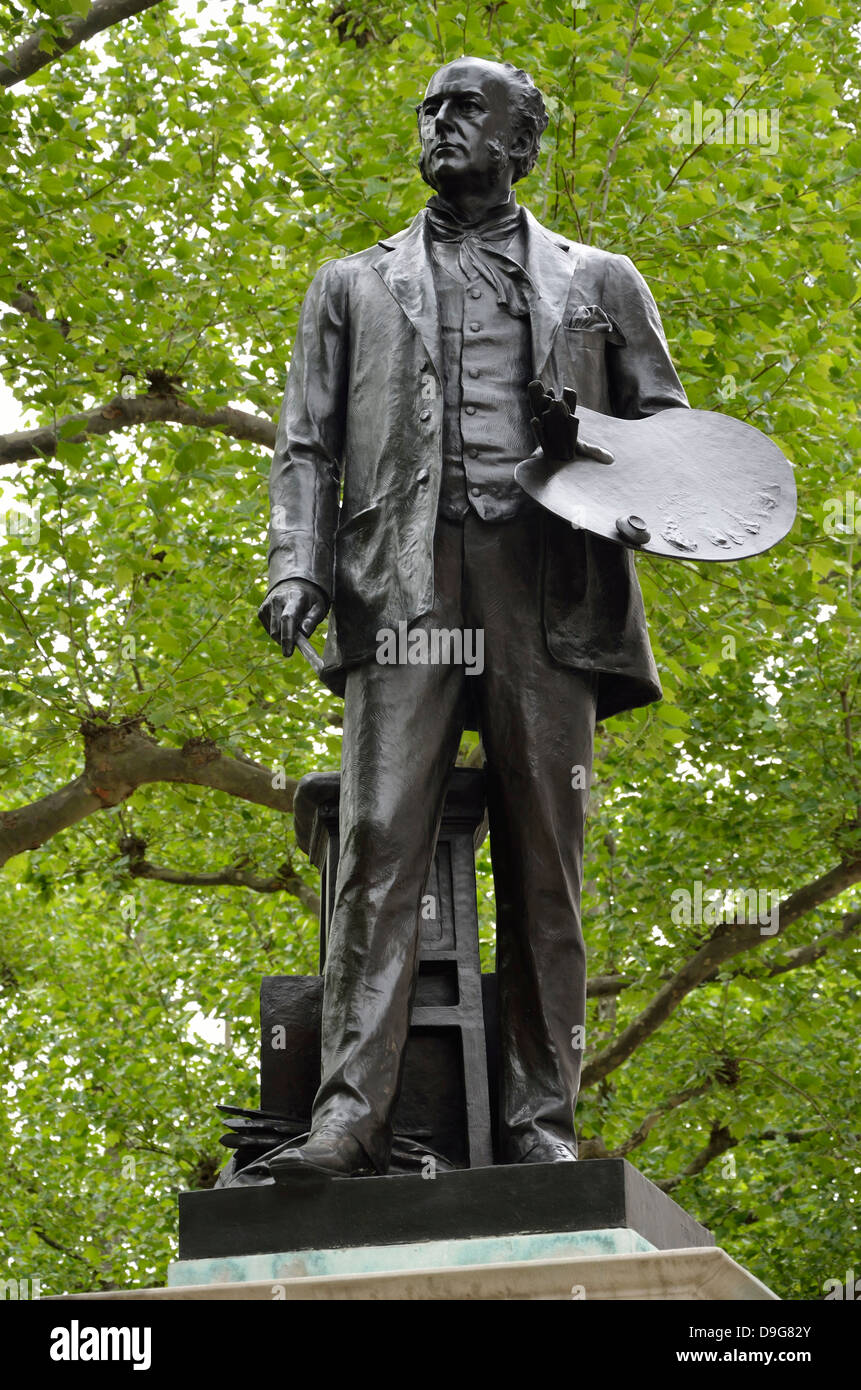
[430,167,508,200]
[426,154,471,188]
[419,142,511,194]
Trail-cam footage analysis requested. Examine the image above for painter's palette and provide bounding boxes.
[515,405,796,562]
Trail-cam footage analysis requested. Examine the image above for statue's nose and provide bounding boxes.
[433,101,455,133]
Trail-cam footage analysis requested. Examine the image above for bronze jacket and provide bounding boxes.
[265,205,688,721]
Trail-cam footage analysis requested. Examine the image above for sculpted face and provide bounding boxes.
[417,58,525,195]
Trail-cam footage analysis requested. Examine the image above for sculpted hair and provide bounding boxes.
[502,63,549,182]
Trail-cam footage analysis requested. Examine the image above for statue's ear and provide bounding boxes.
[508,129,532,177]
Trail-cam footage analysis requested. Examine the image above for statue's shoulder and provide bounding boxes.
[523,209,620,270]
[314,214,421,280]
[311,246,380,281]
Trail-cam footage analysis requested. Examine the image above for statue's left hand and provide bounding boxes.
[528,380,614,465]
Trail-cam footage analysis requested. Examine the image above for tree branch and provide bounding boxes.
[654,1122,736,1192]
[7,286,70,337]
[608,1080,714,1158]
[581,857,861,1087]
[653,1124,855,1193]
[1,0,166,88]
[587,907,861,998]
[118,834,319,915]
[0,391,275,464]
[0,718,296,868]
[587,974,632,998]
[766,908,861,976]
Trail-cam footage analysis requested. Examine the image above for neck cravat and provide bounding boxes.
[425,194,534,318]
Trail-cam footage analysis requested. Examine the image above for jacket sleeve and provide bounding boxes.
[265,258,348,601]
[603,252,688,419]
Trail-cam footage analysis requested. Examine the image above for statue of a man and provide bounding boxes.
[258,57,688,1181]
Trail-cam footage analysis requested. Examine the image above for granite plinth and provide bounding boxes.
[178,1158,713,1262]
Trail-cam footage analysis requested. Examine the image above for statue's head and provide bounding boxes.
[416,57,548,196]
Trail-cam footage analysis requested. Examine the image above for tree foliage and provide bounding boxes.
[0,0,858,1297]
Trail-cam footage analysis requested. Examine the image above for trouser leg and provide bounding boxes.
[463,510,597,1160]
[312,520,467,1171]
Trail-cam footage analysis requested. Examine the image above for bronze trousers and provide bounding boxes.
[311,507,597,1169]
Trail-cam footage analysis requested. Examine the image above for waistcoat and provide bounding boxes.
[431,237,536,523]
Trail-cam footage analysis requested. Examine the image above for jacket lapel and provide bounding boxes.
[522,208,581,381]
[374,213,443,379]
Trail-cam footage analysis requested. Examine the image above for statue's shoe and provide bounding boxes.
[269,1129,374,1185]
[516,1138,577,1164]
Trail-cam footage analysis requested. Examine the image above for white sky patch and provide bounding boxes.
[186,1008,229,1046]
[0,375,35,434]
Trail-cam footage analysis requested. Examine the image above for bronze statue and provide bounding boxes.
[254,56,787,1185]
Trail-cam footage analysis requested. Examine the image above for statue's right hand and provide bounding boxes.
[258,579,329,658]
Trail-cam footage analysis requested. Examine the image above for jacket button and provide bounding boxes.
[468,367,479,378]
[419,409,431,421]
[469,322,481,332]
[464,405,476,415]
[470,485,481,496]
[468,287,481,299]
[468,448,479,458]
[416,468,430,485]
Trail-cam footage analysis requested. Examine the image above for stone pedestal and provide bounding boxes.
[175,1158,713,1283]
[52,1247,778,1301]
